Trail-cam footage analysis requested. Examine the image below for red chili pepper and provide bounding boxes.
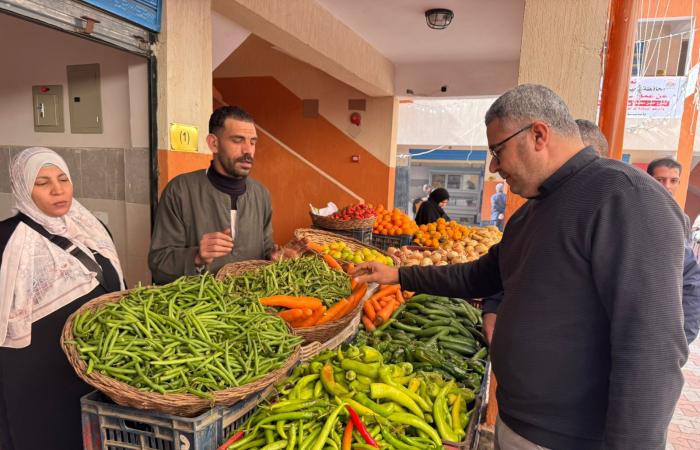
[217,431,244,450]
[345,405,379,448]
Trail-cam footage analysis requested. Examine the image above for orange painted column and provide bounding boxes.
[598,0,639,160]
[675,7,700,208]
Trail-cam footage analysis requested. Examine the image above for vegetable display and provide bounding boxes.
[354,294,487,389]
[331,203,377,220]
[360,285,409,332]
[223,257,352,309]
[312,240,395,266]
[68,274,303,398]
[413,220,502,257]
[224,344,477,449]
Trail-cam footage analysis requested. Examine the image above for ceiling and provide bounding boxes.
[315,0,525,65]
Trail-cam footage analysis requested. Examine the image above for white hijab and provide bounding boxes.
[0,147,125,348]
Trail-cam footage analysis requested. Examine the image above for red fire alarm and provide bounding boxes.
[351,155,360,163]
[350,112,361,126]
[40,86,50,93]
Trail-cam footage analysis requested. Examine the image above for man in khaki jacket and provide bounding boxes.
[148,106,275,284]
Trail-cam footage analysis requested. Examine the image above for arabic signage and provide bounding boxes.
[626,76,686,118]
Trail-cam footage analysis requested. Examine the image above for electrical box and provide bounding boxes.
[32,85,64,132]
[67,64,103,134]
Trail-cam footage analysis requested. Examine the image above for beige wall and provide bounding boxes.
[518,0,609,120]
[215,35,398,166]
[155,0,213,152]
[213,0,394,97]
[0,13,147,148]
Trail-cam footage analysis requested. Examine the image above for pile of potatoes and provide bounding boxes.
[388,246,476,267]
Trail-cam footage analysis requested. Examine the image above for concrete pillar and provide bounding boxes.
[154,0,214,192]
[504,0,609,221]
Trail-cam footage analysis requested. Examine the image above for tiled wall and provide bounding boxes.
[0,145,152,287]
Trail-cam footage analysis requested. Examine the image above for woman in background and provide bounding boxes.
[0,147,124,450]
[415,187,451,225]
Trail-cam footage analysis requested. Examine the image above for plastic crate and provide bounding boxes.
[311,225,372,245]
[371,233,414,251]
[443,361,491,450]
[81,385,273,450]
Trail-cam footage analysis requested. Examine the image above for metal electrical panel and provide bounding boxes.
[67,64,103,134]
[32,85,64,132]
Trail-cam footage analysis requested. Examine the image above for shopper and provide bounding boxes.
[414,187,451,225]
[647,158,700,344]
[149,106,277,284]
[0,147,125,450]
[482,119,614,343]
[355,84,687,450]
[490,183,506,230]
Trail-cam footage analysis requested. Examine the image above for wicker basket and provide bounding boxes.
[61,290,301,417]
[216,257,364,345]
[294,228,397,266]
[309,212,376,231]
[216,260,272,281]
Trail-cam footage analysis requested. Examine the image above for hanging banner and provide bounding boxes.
[626,76,686,118]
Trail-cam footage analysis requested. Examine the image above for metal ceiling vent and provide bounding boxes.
[425,8,454,30]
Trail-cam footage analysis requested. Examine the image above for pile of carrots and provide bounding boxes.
[361,285,414,332]
[259,255,368,328]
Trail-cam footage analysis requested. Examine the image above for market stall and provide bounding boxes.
[65,213,500,450]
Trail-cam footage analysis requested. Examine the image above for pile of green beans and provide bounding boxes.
[225,257,351,308]
[69,274,303,398]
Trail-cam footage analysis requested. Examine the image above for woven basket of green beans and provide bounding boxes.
[61,274,303,416]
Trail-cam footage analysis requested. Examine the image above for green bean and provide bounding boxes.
[69,273,302,396]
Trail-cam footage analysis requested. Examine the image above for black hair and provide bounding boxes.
[647,157,682,176]
[209,106,255,135]
[429,188,450,203]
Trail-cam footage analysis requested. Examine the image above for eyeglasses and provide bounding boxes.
[488,123,534,161]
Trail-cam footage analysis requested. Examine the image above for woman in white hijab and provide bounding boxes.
[0,147,124,450]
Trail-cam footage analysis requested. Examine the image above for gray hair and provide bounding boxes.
[485,84,579,136]
[575,119,608,156]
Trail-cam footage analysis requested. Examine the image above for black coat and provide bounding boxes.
[414,199,450,225]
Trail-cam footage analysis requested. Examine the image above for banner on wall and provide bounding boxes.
[626,76,686,118]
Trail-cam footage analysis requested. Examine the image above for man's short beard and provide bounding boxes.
[218,154,253,178]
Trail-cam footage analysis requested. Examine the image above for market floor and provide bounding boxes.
[667,338,700,450]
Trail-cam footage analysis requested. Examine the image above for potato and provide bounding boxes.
[421,257,434,266]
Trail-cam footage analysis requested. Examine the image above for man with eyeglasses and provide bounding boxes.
[354,84,687,450]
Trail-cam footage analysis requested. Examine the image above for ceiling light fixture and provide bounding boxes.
[425,8,454,30]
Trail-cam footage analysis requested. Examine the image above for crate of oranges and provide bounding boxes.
[371,206,418,251]
[414,218,469,248]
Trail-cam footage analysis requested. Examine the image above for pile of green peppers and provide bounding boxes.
[226,344,476,449]
[353,295,488,389]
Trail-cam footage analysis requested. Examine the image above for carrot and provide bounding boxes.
[395,290,405,304]
[363,300,377,322]
[368,285,401,304]
[278,308,306,322]
[322,254,343,271]
[348,283,368,308]
[362,315,377,332]
[403,291,415,299]
[370,298,382,313]
[260,296,323,310]
[345,263,355,275]
[296,306,327,328]
[351,278,358,290]
[376,300,397,324]
[307,241,324,252]
[317,299,350,325]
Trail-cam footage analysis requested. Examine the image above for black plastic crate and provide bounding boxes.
[371,233,413,251]
[81,386,272,450]
[311,225,372,245]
